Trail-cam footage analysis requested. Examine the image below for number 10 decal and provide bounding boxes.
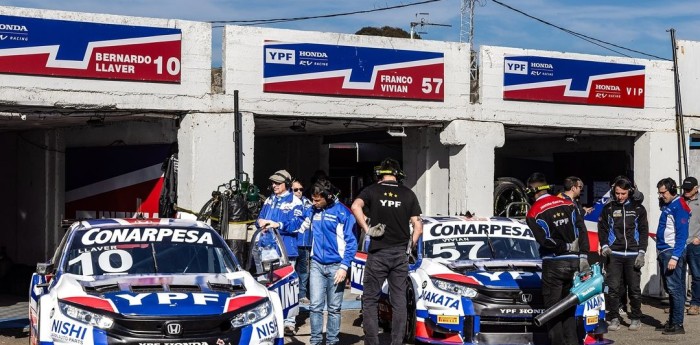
[68,250,133,275]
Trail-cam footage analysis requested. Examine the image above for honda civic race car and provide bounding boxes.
[351,216,608,345]
[29,218,291,345]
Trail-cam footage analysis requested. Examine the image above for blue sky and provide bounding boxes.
[3,0,700,66]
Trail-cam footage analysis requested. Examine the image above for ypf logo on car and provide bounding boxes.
[504,59,528,75]
[266,48,296,65]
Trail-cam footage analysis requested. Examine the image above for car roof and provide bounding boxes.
[70,218,212,231]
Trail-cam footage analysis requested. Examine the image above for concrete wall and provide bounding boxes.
[0,6,212,112]
[223,25,471,122]
[403,128,450,215]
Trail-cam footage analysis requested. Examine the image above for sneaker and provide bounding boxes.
[688,305,700,315]
[662,324,685,335]
[284,325,296,336]
[299,297,310,305]
[629,319,642,331]
[655,321,671,331]
[608,318,621,331]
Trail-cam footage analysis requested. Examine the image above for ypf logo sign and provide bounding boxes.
[266,48,296,65]
[505,59,528,75]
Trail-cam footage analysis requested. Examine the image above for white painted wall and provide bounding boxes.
[677,40,700,117]
[478,46,676,131]
[0,6,212,111]
[403,127,450,215]
[223,25,472,122]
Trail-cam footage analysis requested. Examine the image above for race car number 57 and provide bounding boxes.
[432,241,484,260]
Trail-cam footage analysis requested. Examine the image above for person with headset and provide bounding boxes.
[525,172,588,345]
[303,179,357,345]
[682,177,700,316]
[256,169,305,335]
[597,176,648,331]
[656,177,692,335]
[350,158,423,345]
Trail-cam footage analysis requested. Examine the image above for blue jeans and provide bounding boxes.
[658,249,687,326]
[310,260,344,345]
[296,247,311,300]
[687,243,700,306]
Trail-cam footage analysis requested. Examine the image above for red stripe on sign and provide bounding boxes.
[63,296,116,312]
[431,273,482,286]
[225,296,265,313]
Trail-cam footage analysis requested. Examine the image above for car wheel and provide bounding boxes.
[404,288,416,344]
[494,177,528,218]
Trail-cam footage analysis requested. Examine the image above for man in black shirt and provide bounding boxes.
[351,158,423,345]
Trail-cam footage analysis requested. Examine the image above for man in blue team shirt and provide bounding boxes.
[305,179,357,345]
[656,177,692,335]
[256,169,304,335]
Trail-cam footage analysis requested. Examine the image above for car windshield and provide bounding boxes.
[63,227,238,276]
[424,235,540,261]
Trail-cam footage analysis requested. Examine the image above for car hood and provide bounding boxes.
[58,273,265,317]
[447,259,543,290]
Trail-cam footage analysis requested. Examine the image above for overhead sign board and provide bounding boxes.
[503,56,645,108]
[0,15,181,83]
[263,41,444,101]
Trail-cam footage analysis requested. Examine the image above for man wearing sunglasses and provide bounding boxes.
[292,179,313,305]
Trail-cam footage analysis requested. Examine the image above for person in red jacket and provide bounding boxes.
[525,172,589,345]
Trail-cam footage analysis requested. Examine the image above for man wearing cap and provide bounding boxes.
[256,169,305,335]
[683,177,700,315]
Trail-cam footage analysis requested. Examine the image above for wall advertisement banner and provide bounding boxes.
[0,15,181,83]
[503,56,645,108]
[263,41,444,101]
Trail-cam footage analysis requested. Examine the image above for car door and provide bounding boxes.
[247,228,299,321]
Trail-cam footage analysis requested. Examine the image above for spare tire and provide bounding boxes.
[494,177,529,218]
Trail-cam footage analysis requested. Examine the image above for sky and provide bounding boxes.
[3,0,700,66]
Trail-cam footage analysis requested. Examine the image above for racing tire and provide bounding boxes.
[404,288,417,344]
[493,177,529,218]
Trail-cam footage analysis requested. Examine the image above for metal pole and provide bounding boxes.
[233,90,243,176]
[670,28,688,183]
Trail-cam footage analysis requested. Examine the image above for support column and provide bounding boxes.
[241,112,256,183]
[634,130,679,297]
[178,112,236,212]
[440,120,505,217]
[403,127,449,215]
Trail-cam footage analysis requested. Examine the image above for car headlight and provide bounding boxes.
[430,278,478,298]
[58,301,114,329]
[230,301,272,329]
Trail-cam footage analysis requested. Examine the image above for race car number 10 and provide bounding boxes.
[68,250,133,276]
[432,241,484,260]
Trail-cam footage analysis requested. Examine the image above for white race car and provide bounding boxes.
[351,216,608,345]
[29,218,290,345]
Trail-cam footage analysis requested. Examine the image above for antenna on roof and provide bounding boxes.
[409,12,452,39]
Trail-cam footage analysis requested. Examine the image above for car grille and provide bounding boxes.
[476,288,544,305]
[110,315,232,338]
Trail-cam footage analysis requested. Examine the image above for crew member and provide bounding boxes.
[683,177,700,316]
[256,169,304,335]
[598,176,648,331]
[656,177,691,335]
[525,172,588,345]
[351,158,423,345]
[307,179,357,345]
[292,179,313,305]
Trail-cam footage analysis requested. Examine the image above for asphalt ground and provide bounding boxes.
[3,294,700,345]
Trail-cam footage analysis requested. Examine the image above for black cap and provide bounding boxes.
[682,177,698,191]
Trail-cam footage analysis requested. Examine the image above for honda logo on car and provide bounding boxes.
[266,48,295,65]
[165,323,182,335]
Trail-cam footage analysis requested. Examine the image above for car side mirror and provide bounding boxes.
[36,262,54,276]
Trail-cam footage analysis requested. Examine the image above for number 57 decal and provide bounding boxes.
[421,78,443,94]
[431,241,484,260]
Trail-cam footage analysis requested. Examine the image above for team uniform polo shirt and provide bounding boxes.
[357,180,422,253]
